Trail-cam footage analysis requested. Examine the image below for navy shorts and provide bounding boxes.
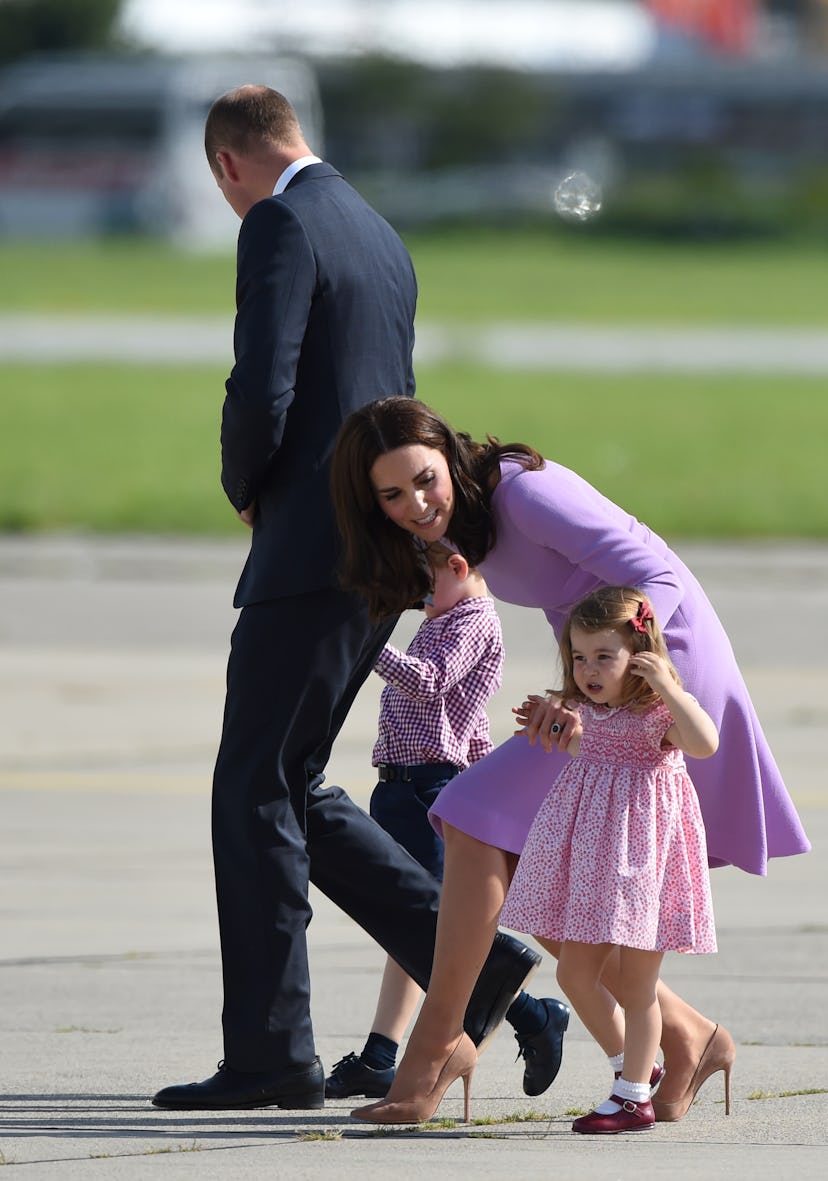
[370,762,460,882]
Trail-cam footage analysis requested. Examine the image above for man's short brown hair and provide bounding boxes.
[204,85,303,171]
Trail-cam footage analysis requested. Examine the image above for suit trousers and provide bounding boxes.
[212,587,442,1071]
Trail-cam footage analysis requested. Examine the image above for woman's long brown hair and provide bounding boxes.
[331,396,543,619]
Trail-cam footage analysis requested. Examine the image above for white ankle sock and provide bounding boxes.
[615,1077,651,1104]
[609,1053,660,1082]
[597,1054,626,1112]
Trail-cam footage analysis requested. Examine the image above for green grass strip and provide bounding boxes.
[1,362,822,537]
[1,230,826,325]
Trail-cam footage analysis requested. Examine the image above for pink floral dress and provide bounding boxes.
[500,700,717,954]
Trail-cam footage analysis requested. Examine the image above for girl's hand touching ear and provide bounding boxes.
[630,654,720,758]
[628,651,673,695]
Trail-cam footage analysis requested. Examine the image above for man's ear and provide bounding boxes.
[447,553,469,580]
[214,149,239,182]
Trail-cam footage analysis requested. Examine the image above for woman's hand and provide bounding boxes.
[513,692,581,753]
[512,693,545,732]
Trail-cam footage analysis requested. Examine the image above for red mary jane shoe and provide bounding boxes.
[572,1096,655,1135]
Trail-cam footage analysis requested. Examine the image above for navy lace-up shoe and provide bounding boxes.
[515,997,570,1096]
[325,1052,395,1099]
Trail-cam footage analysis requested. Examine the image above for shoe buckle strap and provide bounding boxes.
[621,1099,638,1112]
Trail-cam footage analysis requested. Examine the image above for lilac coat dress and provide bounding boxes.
[429,460,810,875]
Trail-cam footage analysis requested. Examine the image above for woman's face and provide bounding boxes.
[369,445,454,542]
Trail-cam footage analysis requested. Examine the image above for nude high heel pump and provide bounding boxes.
[351,1032,477,1124]
[653,1024,735,1122]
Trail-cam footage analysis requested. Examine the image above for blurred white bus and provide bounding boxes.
[0,55,322,247]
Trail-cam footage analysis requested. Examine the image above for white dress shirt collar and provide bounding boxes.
[273,155,323,195]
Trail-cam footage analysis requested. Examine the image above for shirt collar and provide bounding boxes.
[273,155,323,195]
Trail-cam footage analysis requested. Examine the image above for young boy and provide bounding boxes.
[325,544,569,1099]
[370,544,503,883]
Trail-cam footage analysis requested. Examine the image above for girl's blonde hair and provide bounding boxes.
[559,586,681,710]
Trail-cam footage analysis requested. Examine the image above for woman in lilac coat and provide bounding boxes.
[331,396,810,1124]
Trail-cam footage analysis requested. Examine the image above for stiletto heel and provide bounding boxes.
[653,1024,736,1122]
[461,1064,474,1123]
[351,1032,477,1124]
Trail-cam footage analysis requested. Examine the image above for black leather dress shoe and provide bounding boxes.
[515,997,570,1096]
[463,931,542,1049]
[151,1057,325,1110]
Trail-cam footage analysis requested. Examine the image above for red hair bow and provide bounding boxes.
[630,600,654,634]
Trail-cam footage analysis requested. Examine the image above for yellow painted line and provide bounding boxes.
[0,771,209,794]
[0,773,822,812]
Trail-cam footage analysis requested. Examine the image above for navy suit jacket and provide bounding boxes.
[221,163,418,606]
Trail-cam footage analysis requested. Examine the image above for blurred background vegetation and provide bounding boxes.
[0,0,825,539]
[0,0,124,63]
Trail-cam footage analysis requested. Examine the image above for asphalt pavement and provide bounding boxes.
[0,534,825,1178]
[4,314,828,372]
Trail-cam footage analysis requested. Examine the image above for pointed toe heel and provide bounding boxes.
[350,1033,476,1125]
[653,1024,735,1123]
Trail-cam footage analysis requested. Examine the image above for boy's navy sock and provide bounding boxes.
[361,1031,399,1071]
[505,990,548,1036]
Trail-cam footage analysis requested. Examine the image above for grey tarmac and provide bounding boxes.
[1,535,825,1178]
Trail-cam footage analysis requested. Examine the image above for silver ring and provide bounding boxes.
[551,723,562,734]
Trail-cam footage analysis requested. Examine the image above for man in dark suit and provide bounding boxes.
[152,86,544,1111]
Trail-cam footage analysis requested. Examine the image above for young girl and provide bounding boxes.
[501,586,728,1135]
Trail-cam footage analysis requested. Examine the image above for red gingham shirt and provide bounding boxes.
[372,595,504,769]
